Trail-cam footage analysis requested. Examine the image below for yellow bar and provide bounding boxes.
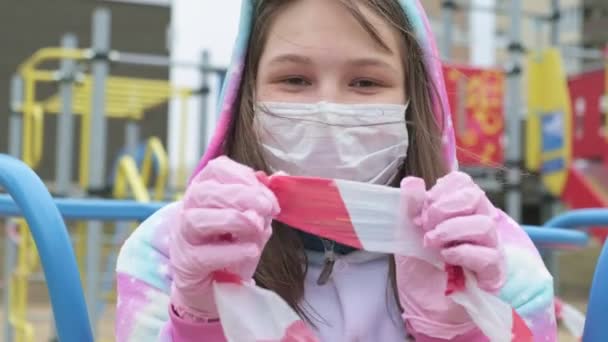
[21,71,36,167]
[112,156,151,202]
[29,70,58,83]
[141,137,169,201]
[19,71,55,170]
[9,220,36,342]
[526,48,573,196]
[18,47,87,75]
[42,75,193,120]
[20,103,44,170]
[74,222,88,285]
[31,105,44,169]
[105,84,171,95]
[18,48,86,171]
[21,112,31,167]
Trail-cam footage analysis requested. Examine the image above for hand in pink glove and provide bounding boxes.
[170,156,280,320]
[395,171,506,340]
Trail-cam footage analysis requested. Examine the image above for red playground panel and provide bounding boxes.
[568,68,606,161]
[564,66,608,242]
[563,163,608,242]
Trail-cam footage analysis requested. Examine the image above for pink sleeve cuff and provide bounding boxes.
[413,330,488,342]
[168,305,227,341]
[408,322,488,342]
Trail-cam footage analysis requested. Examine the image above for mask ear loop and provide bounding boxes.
[404,100,414,162]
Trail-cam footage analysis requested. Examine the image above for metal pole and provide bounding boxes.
[8,76,23,160]
[550,195,563,293]
[550,0,560,46]
[560,46,604,60]
[86,7,111,337]
[545,0,562,290]
[2,225,17,342]
[55,33,78,197]
[89,9,110,193]
[49,33,78,341]
[110,51,225,72]
[442,0,456,60]
[505,0,523,222]
[534,18,544,50]
[456,76,467,136]
[125,120,140,157]
[3,74,23,342]
[97,220,130,316]
[50,32,78,342]
[199,50,210,157]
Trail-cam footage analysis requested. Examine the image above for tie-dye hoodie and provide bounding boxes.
[115,1,557,341]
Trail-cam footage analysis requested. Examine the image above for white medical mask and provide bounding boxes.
[254,101,409,185]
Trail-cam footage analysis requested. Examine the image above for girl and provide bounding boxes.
[116,0,557,341]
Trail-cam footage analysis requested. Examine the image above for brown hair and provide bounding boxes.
[224,0,447,321]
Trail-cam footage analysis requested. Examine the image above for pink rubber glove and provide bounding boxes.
[169,156,280,320]
[395,172,506,340]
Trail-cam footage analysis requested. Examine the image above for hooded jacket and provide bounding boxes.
[115,1,556,341]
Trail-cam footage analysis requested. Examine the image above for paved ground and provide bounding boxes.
[0,306,115,341]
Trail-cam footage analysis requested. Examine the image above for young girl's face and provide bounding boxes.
[256,0,406,105]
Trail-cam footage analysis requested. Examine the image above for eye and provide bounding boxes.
[282,76,311,87]
[350,78,381,88]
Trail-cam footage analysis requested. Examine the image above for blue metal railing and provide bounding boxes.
[545,209,608,230]
[522,225,589,248]
[543,209,608,341]
[0,196,166,221]
[586,234,608,341]
[0,154,168,341]
[0,154,93,342]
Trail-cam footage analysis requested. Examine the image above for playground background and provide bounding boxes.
[1,0,608,341]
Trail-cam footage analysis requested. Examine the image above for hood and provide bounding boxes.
[191,0,457,180]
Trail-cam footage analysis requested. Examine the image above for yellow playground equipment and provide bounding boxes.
[525,47,573,196]
[17,47,192,189]
[7,219,38,342]
[7,46,179,341]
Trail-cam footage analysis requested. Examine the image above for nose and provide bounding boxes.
[317,74,354,103]
[317,78,341,103]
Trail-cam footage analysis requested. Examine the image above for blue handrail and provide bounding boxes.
[586,236,608,341]
[0,195,167,221]
[544,209,608,230]
[0,154,93,342]
[522,225,589,248]
[543,209,608,342]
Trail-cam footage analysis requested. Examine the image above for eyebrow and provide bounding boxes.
[268,54,397,72]
[347,58,395,70]
[268,54,313,65]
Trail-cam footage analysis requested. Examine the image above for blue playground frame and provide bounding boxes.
[0,153,607,341]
